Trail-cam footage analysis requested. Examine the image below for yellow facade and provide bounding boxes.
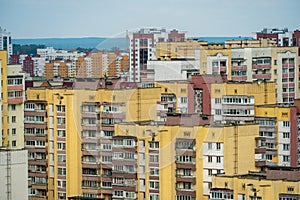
[26,86,162,199]
[114,123,260,200]
[210,82,277,105]
[156,40,208,60]
[0,51,8,147]
[212,174,300,199]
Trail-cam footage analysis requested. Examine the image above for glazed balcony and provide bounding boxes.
[252,64,271,69]
[282,83,295,88]
[282,63,295,68]
[252,73,271,79]
[282,73,295,78]
[232,65,247,71]
[231,76,247,81]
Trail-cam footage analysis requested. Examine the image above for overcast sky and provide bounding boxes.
[1,0,299,38]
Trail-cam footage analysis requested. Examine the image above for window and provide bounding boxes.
[150,181,159,190]
[208,169,213,176]
[58,167,66,176]
[150,154,159,163]
[283,132,290,139]
[57,105,65,112]
[283,144,290,151]
[150,168,159,176]
[150,194,160,200]
[208,142,212,149]
[114,190,123,197]
[57,142,66,150]
[12,128,16,135]
[11,104,16,111]
[57,117,65,125]
[11,116,16,123]
[12,140,16,147]
[215,98,221,104]
[149,141,159,149]
[57,130,66,137]
[215,109,222,115]
[36,140,45,147]
[283,121,290,127]
[36,116,44,122]
[216,143,221,150]
[126,192,135,198]
[180,97,187,104]
[283,155,290,162]
[208,156,213,163]
[58,155,66,163]
[216,156,221,163]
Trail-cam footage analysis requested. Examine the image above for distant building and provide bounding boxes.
[0,27,13,62]
[22,56,34,77]
[127,28,186,82]
[255,28,293,46]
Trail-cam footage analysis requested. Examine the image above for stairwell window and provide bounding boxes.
[283,121,290,127]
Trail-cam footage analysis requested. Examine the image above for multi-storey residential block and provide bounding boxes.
[25,79,162,200]
[1,51,9,147]
[32,56,46,77]
[211,167,300,200]
[24,100,49,199]
[22,56,35,77]
[7,64,25,149]
[255,28,293,46]
[128,28,185,82]
[210,82,276,124]
[37,47,86,61]
[0,27,13,61]
[155,81,194,115]
[114,116,261,200]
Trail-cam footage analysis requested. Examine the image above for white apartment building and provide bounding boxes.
[32,57,46,77]
[0,27,13,61]
[37,47,85,61]
[128,28,185,82]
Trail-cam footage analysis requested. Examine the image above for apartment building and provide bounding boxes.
[155,81,194,116]
[0,27,13,61]
[113,116,261,200]
[1,51,9,147]
[128,28,185,82]
[254,28,300,47]
[7,64,26,149]
[211,167,300,200]
[209,82,276,124]
[25,79,162,200]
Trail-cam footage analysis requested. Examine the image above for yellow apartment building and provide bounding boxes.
[25,82,162,200]
[0,51,8,147]
[114,121,260,200]
[211,170,300,200]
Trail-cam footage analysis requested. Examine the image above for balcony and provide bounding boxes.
[232,65,247,71]
[176,163,196,170]
[220,66,227,72]
[282,63,295,68]
[282,93,295,97]
[282,73,295,78]
[176,176,196,184]
[231,76,247,81]
[252,64,271,69]
[255,160,276,167]
[252,73,271,79]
